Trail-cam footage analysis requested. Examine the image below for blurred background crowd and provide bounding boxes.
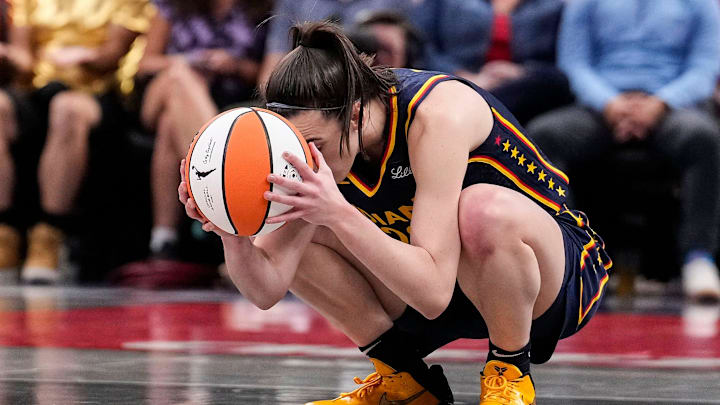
[0,0,719,303]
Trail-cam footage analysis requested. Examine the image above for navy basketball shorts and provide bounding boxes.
[394,208,611,364]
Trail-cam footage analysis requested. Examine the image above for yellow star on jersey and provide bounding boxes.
[557,186,566,197]
[510,146,519,159]
[526,161,537,174]
[548,178,555,190]
[518,154,526,166]
[502,139,511,152]
[538,170,547,182]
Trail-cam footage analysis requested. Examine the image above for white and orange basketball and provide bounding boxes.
[185,107,312,236]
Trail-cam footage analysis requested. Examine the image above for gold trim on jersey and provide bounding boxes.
[404,74,450,137]
[346,88,399,197]
[468,155,562,212]
[578,273,609,325]
[491,108,570,184]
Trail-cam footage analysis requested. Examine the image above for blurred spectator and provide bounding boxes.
[348,10,425,68]
[9,0,152,284]
[259,0,414,85]
[0,0,35,283]
[527,0,720,301]
[116,0,271,286]
[411,0,571,124]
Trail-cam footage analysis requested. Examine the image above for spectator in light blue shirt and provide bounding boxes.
[528,0,720,301]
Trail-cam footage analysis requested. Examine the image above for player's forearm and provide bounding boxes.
[221,235,292,309]
[222,220,316,309]
[329,207,454,319]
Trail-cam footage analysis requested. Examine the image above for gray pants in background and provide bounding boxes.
[527,104,720,258]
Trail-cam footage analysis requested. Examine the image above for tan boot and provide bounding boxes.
[0,224,20,283]
[22,223,64,284]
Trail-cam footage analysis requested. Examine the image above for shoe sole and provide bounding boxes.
[21,267,61,284]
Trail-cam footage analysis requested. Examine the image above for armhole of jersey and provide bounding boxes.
[404,74,451,140]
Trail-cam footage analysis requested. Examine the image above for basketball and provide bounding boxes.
[185,107,313,236]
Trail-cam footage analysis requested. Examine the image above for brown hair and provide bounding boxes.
[264,21,397,156]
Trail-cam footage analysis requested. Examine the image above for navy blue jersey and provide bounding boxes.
[338,69,611,329]
[338,68,570,242]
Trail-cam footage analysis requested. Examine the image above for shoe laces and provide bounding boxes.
[482,375,523,403]
[338,372,383,399]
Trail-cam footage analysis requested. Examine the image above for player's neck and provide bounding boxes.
[360,98,388,163]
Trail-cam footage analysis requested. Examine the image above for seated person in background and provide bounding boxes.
[133,0,270,268]
[527,0,720,301]
[348,10,425,69]
[411,0,571,124]
[259,0,415,85]
[10,0,152,284]
[0,0,35,283]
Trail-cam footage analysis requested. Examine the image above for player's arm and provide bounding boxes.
[269,82,492,319]
[333,82,492,319]
[179,160,317,310]
[223,220,317,309]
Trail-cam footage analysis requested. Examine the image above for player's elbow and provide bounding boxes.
[249,294,282,311]
[417,287,453,320]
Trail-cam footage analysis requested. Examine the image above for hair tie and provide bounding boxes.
[266,102,343,111]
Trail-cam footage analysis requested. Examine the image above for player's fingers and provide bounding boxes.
[266,209,304,224]
[185,198,203,221]
[267,173,311,194]
[180,159,186,182]
[309,142,327,172]
[281,151,314,180]
[263,191,305,207]
[178,181,189,204]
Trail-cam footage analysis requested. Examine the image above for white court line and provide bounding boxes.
[0,377,716,404]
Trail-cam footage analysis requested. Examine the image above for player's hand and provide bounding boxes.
[178,159,234,238]
[264,143,352,227]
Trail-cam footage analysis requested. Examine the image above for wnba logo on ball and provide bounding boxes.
[192,166,217,181]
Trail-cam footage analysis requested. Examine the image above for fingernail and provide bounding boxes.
[282,152,289,158]
[268,174,276,181]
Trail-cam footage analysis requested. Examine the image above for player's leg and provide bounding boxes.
[25,91,101,283]
[456,183,566,405]
[294,227,452,405]
[0,90,21,280]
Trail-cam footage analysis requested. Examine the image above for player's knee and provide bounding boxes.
[458,187,518,260]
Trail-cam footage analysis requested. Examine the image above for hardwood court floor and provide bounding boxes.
[0,285,717,404]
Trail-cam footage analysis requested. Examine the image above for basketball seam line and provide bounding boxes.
[222,111,248,235]
[251,107,273,236]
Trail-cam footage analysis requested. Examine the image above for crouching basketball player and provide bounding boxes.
[179,21,611,405]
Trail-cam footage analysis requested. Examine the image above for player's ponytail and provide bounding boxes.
[264,21,397,155]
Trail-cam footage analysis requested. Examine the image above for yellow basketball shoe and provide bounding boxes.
[305,358,445,405]
[479,361,535,405]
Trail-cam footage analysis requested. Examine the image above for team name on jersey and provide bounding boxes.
[354,202,414,243]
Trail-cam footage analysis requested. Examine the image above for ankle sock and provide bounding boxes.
[360,324,427,373]
[487,340,531,376]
